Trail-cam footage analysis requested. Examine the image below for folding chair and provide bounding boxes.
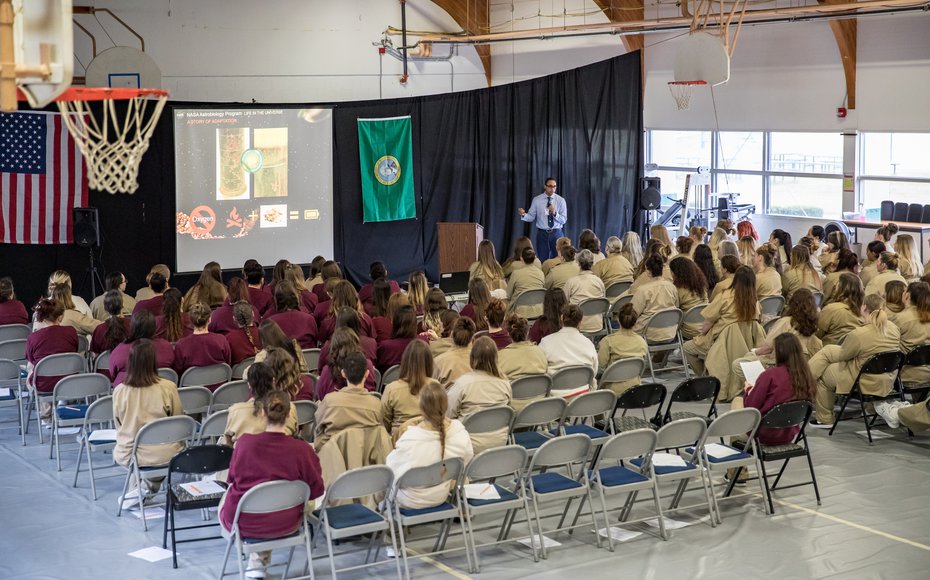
[598,358,645,394]
[524,434,600,558]
[509,398,566,455]
[510,374,551,408]
[198,410,230,445]
[605,281,631,299]
[578,297,610,343]
[0,338,27,361]
[294,400,317,442]
[763,317,781,335]
[908,202,923,223]
[610,382,666,432]
[388,457,469,580]
[219,480,314,580]
[643,308,687,382]
[231,356,254,380]
[158,367,179,384]
[371,367,382,393]
[828,351,904,444]
[302,348,321,373]
[660,376,721,426]
[551,390,616,447]
[812,291,824,309]
[162,445,233,568]
[92,349,112,376]
[631,417,716,529]
[897,344,930,405]
[117,415,198,531]
[727,401,820,514]
[0,323,30,341]
[512,289,546,321]
[607,296,633,333]
[893,202,908,222]
[72,395,117,500]
[178,386,213,416]
[759,296,785,320]
[49,373,110,470]
[581,429,665,550]
[462,406,515,451]
[180,363,233,392]
[0,358,26,445]
[685,408,769,523]
[210,380,250,413]
[25,352,86,444]
[310,465,402,579]
[460,445,535,572]
[380,364,401,390]
[679,303,707,341]
[550,365,594,398]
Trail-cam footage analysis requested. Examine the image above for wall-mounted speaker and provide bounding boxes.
[640,177,661,210]
[73,207,100,248]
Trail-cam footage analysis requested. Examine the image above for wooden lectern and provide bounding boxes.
[437,222,484,272]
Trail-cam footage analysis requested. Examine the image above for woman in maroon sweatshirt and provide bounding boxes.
[209,277,260,335]
[26,298,79,399]
[318,308,377,370]
[109,310,176,386]
[173,303,232,388]
[226,301,262,365]
[266,281,318,349]
[376,305,422,373]
[0,277,28,325]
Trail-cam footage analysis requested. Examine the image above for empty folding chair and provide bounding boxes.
[0,338,27,362]
[219,480,314,580]
[178,386,212,416]
[660,376,721,426]
[310,465,403,579]
[462,406,515,455]
[610,382,666,432]
[511,289,546,321]
[210,380,250,413]
[72,395,117,500]
[0,323,30,341]
[388,457,469,580]
[578,297,610,343]
[605,281,631,300]
[49,373,110,470]
[908,203,923,223]
[829,350,904,444]
[380,364,401,390]
[0,358,26,445]
[550,365,594,398]
[231,356,254,380]
[163,445,233,568]
[510,397,566,456]
[893,202,909,222]
[117,415,198,531]
[685,408,769,523]
[510,374,551,412]
[524,434,600,558]
[551,390,616,447]
[302,348,321,373]
[759,296,785,321]
[92,349,112,376]
[25,352,86,444]
[643,308,687,382]
[726,401,820,514]
[198,410,229,445]
[158,367,179,384]
[179,363,232,392]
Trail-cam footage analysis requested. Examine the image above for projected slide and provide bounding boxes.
[174,108,334,273]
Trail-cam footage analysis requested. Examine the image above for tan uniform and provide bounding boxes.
[859,263,879,289]
[677,287,708,340]
[469,262,506,292]
[592,254,634,288]
[502,257,541,279]
[684,288,759,354]
[755,267,783,299]
[819,251,839,274]
[545,261,581,291]
[817,302,863,346]
[498,341,548,381]
[894,306,930,384]
[625,265,673,296]
[59,308,102,336]
[313,385,383,450]
[507,266,545,319]
[429,337,454,358]
[89,290,137,321]
[809,321,901,423]
[135,287,157,302]
[730,316,823,384]
[446,370,512,454]
[711,274,734,301]
[898,398,930,432]
[821,271,849,304]
[381,379,426,436]
[563,271,606,332]
[222,400,298,446]
[597,329,648,394]
[631,277,679,342]
[113,378,184,467]
[433,346,473,388]
[541,256,561,276]
[781,268,822,301]
[865,269,906,297]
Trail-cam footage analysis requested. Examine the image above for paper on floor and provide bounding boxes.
[0,387,13,398]
[129,507,165,520]
[57,427,81,436]
[128,546,174,562]
[855,430,892,440]
[595,527,642,542]
[463,483,501,500]
[644,517,700,530]
[517,535,562,550]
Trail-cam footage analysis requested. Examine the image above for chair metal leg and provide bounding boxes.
[117,466,132,517]
[73,437,85,488]
[461,507,479,574]
[324,525,338,580]
[398,517,411,580]
[234,536,246,580]
[594,486,613,552]
[771,458,791,490]
[829,393,851,436]
[697,465,719,527]
[620,490,639,522]
[556,496,574,532]
[860,397,874,445]
[651,479,667,541]
[584,489,602,548]
[386,515,403,580]
[756,458,773,515]
[283,545,296,580]
[522,493,540,563]
[302,519,316,580]
[648,353,657,383]
[218,536,234,580]
[805,448,822,505]
[138,470,149,532]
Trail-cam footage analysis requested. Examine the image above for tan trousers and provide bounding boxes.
[683,338,709,375]
[808,345,845,424]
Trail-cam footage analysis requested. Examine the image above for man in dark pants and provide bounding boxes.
[518,177,567,261]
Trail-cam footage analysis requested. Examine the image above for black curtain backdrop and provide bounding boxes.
[0,52,642,304]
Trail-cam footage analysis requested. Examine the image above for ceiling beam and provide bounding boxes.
[818,0,857,109]
[593,0,644,52]
[430,0,491,85]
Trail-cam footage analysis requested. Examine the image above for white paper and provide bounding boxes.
[57,427,81,436]
[704,443,741,460]
[128,546,174,562]
[88,428,117,443]
[517,535,561,550]
[0,387,12,397]
[651,452,688,467]
[130,507,165,521]
[740,360,766,387]
[179,479,226,496]
[855,430,892,440]
[595,527,643,542]
[644,516,699,530]
[550,386,590,399]
[463,483,501,501]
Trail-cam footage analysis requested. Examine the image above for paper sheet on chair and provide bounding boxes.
[517,535,561,550]
[595,527,642,542]
[57,427,81,435]
[704,443,741,459]
[463,483,501,500]
[88,428,117,442]
[651,452,687,467]
[128,546,174,562]
[179,479,226,496]
[0,387,12,398]
[740,361,766,387]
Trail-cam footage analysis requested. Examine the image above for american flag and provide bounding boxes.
[0,112,88,244]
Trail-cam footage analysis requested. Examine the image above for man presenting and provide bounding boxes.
[518,177,567,261]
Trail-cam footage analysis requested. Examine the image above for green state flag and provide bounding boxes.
[358,116,416,223]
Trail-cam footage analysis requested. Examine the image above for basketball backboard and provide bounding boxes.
[673,31,730,86]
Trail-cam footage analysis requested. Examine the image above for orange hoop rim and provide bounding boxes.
[668,80,708,86]
[18,87,169,102]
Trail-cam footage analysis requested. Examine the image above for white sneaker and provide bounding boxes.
[873,401,900,429]
[385,546,397,558]
[245,553,267,578]
[117,489,143,510]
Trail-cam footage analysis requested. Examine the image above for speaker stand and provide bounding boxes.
[84,247,105,299]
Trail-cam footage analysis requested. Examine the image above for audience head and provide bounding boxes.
[47,270,73,292]
[201,261,224,285]
[835,273,865,314]
[258,319,291,351]
[689,225,708,244]
[127,310,156,342]
[369,260,388,282]
[188,303,211,329]
[329,327,362,381]
[670,256,708,296]
[559,244,577,263]
[246,362,276,402]
[425,287,447,315]
[543,288,568,332]
[578,229,601,255]
[617,302,638,330]
[399,340,434,396]
[334,307,362,335]
[809,225,825,243]
[675,236,694,256]
[341,351,369,386]
[770,229,792,261]
[467,277,491,309]
[260,390,292,427]
[576,249,595,271]
[650,224,673,250]
[717,240,740,260]
[439,309,460,338]
[731,267,758,322]
[264,346,301,395]
[103,289,123,318]
[827,230,849,252]
[885,280,907,312]
[560,303,583,328]
[790,244,813,270]
[407,271,429,309]
[477,239,499,264]
[149,272,168,294]
[125,339,159,387]
[505,314,529,342]
[715,219,735,235]
[33,297,64,323]
[708,227,729,250]
[145,264,171,287]
[620,232,643,267]
[754,242,777,270]
[105,271,125,292]
[645,253,665,278]
[485,298,506,330]
[309,256,327,279]
[785,288,819,337]
[866,240,886,261]
[0,277,14,302]
[470,336,502,378]
[878,251,899,272]
[876,222,898,243]
[451,317,477,347]
[233,300,254,329]
[391,304,417,339]
[604,236,623,256]
[511,236,535,262]
[894,234,921,273]
[736,220,758,241]
[284,263,308,291]
[692,244,719,288]
[386,291,410,322]
[271,259,291,285]
[371,278,392,317]
[554,236,572,256]
[227,277,249,302]
[863,293,889,332]
[418,382,449,440]
[737,236,757,267]
[320,260,342,282]
[274,280,300,312]
[331,280,361,313]
[720,254,741,276]
[48,282,75,310]
[243,259,264,285]
[835,248,860,273]
[907,281,930,323]
[521,247,537,265]
[774,333,815,401]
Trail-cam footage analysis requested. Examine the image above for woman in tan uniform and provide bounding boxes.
[822,249,859,304]
[670,256,709,340]
[753,243,783,299]
[593,236,635,288]
[223,362,298,446]
[684,266,759,375]
[44,282,101,336]
[712,255,741,300]
[381,339,434,438]
[446,336,513,453]
[865,252,906,297]
[884,280,907,324]
[502,236,542,279]
[895,235,923,283]
[782,245,822,301]
[859,241,886,289]
[498,315,548,381]
[620,231,643,270]
[507,248,545,319]
[468,240,507,292]
[433,317,476,388]
[817,273,864,346]
[737,236,757,268]
[627,239,673,295]
[597,303,648,394]
[631,254,679,342]
[809,293,901,426]
[113,339,184,508]
[819,230,850,274]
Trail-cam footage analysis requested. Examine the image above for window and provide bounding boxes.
[649,130,711,169]
[859,132,930,218]
[769,176,843,218]
[769,133,843,175]
[717,132,763,171]
[716,173,763,213]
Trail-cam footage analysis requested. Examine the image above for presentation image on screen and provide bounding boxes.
[174,108,334,273]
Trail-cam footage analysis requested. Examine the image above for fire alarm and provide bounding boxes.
[837,107,848,119]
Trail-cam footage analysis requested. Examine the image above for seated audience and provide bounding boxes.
[542,236,572,275]
[670,256,709,340]
[502,236,541,278]
[817,273,864,346]
[563,249,606,333]
[420,288,449,337]
[631,254,678,342]
[544,244,581,290]
[627,239,672,294]
[737,235,757,269]
[311,260,342,304]
[376,304,420,372]
[597,303,648,394]
[255,319,309,374]
[90,290,131,355]
[222,362,298,446]
[446,336,512,452]
[155,288,192,342]
[539,304,598,397]
[0,277,28,325]
[226,301,262,365]
[865,252,906,300]
[484,299,512,349]
[264,346,314,401]
[650,224,676,256]
[528,288,567,344]
[209,278,260,335]
[692,244,720,296]
[242,259,274,316]
[267,280,318,348]
[182,261,227,311]
[822,249,860,303]
[754,243,784,298]
[47,270,92,318]
[407,271,429,315]
[819,231,850,274]
[498,315,548,381]
[469,240,506,292]
[620,231,643,270]
[39,282,100,336]
[434,317,476,388]
[109,310,175,387]
[895,234,923,283]
[133,272,169,317]
[319,308,378,369]
[593,236,635,289]
[172,303,232,384]
[884,280,907,324]
[90,271,135,320]
[313,351,383,450]
[769,229,792,267]
[885,282,930,386]
[366,278,392,333]
[428,310,460,358]
[675,236,695,259]
[460,278,491,331]
[135,264,170,302]
[859,241,886,289]
[284,263,317,313]
[507,247,545,320]
[578,229,606,263]
[358,261,401,306]
[317,280,372,343]
[316,327,378,399]
[26,299,78,416]
[381,340,435,437]
[782,245,822,301]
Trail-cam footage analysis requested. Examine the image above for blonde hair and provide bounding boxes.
[474,240,505,283]
[47,270,72,294]
[789,245,822,291]
[738,236,757,268]
[284,263,309,292]
[863,293,889,333]
[650,225,674,252]
[620,232,643,268]
[708,228,728,253]
[894,234,922,280]
[48,282,75,310]
[407,271,429,312]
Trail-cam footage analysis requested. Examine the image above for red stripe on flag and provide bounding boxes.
[37,174,47,244]
[9,173,18,244]
[23,176,32,244]
[53,114,63,244]
[66,121,76,243]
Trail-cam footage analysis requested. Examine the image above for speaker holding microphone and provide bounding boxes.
[73,207,101,248]
[640,177,661,210]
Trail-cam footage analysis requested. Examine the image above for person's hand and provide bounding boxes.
[518,208,526,217]
[547,204,557,215]
[744,381,754,396]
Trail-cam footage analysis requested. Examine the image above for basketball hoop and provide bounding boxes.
[667,80,706,111]
[53,87,169,194]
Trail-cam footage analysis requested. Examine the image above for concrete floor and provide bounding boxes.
[3,369,930,579]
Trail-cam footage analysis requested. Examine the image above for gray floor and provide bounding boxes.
[3,369,930,579]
